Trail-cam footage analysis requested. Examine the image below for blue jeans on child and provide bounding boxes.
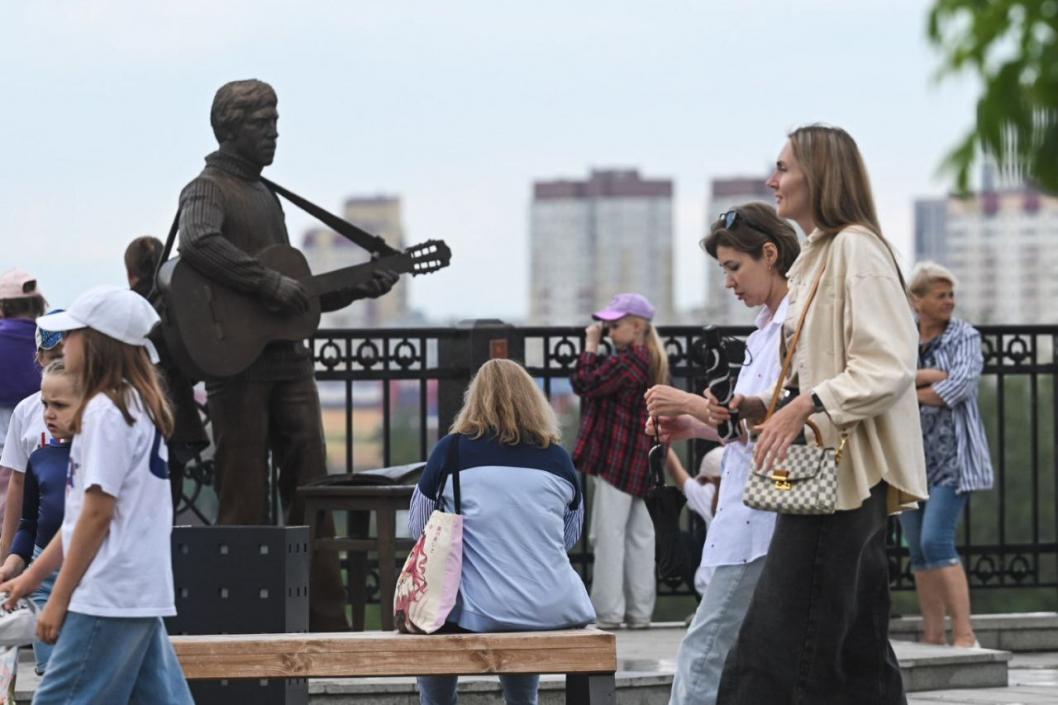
[899,484,969,571]
[32,612,193,705]
[29,544,57,675]
[417,674,539,705]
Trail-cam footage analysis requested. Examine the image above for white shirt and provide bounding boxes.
[698,296,788,583]
[0,392,46,473]
[64,392,175,618]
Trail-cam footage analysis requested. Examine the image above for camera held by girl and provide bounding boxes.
[0,285,194,705]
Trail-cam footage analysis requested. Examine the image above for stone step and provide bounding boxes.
[894,640,1010,692]
[890,612,1058,652]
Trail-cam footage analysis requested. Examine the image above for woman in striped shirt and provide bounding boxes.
[900,262,993,648]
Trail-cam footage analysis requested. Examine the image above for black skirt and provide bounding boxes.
[716,481,905,705]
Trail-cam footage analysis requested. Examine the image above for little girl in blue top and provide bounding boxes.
[0,360,79,675]
[1,285,193,705]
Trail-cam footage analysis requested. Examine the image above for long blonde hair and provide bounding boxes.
[643,325,670,387]
[788,124,906,287]
[451,359,561,447]
[71,329,174,437]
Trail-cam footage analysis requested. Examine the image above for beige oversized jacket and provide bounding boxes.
[780,225,928,514]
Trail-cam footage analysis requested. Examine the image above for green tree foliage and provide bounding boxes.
[929,0,1058,192]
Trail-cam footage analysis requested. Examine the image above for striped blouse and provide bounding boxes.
[922,317,994,493]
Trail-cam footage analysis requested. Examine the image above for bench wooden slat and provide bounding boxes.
[171,629,616,680]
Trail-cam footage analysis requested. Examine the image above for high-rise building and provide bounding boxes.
[301,195,410,328]
[701,177,775,326]
[914,185,1058,324]
[529,169,673,324]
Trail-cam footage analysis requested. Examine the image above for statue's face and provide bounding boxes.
[226,103,279,167]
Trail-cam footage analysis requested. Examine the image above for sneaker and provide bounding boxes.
[626,621,651,630]
[594,621,621,630]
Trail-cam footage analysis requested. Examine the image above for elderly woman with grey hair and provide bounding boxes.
[900,261,993,648]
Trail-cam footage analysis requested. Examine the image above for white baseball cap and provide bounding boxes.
[36,285,160,363]
[697,446,725,480]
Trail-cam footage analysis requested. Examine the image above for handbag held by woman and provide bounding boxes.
[743,260,849,515]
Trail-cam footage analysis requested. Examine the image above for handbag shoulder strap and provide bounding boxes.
[764,257,828,419]
[444,433,463,515]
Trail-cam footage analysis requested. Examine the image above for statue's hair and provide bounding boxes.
[210,79,277,142]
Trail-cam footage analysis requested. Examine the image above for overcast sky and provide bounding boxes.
[1,1,978,324]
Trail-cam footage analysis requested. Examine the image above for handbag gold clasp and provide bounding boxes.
[769,469,792,491]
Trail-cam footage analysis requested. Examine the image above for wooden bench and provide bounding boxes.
[172,628,618,703]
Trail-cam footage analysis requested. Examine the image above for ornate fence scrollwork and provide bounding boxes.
[178,323,1058,602]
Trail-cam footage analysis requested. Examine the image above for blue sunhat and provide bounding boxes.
[35,309,66,351]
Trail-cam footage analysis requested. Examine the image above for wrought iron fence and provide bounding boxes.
[181,323,1058,600]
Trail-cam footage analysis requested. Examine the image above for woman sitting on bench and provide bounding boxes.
[409,358,595,705]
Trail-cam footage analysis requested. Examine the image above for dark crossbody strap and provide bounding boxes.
[261,177,400,257]
[445,434,463,515]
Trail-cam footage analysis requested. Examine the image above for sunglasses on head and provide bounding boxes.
[719,209,754,231]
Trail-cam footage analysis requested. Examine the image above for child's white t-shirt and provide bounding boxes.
[63,391,175,618]
[0,392,46,473]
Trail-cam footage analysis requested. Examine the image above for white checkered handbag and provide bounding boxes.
[743,255,850,515]
[743,422,847,515]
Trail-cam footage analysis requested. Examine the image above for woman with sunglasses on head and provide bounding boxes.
[714,126,928,705]
[571,293,668,629]
[644,203,799,705]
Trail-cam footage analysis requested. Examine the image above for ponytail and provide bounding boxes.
[643,325,670,387]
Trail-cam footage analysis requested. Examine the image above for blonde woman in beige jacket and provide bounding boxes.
[713,125,928,705]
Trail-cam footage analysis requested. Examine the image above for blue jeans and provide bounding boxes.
[32,612,193,705]
[29,544,57,675]
[899,484,969,571]
[417,674,539,705]
[669,558,765,705]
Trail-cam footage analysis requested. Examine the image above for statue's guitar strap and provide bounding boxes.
[151,177,401,300]
[260,177,400,258]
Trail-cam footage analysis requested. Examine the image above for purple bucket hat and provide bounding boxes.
[592,293,655,322]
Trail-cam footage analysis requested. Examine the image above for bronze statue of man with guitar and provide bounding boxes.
[160,79,449,632]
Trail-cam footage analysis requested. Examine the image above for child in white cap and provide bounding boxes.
[1,285,193,704]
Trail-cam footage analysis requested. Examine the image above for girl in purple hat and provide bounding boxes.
[570,292,668,629]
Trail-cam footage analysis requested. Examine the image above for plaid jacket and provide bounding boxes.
[570,345,654,497]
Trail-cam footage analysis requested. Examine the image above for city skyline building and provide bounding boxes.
[529,168,674,324]
[301,195,412,328]
[914,180,1058,325]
